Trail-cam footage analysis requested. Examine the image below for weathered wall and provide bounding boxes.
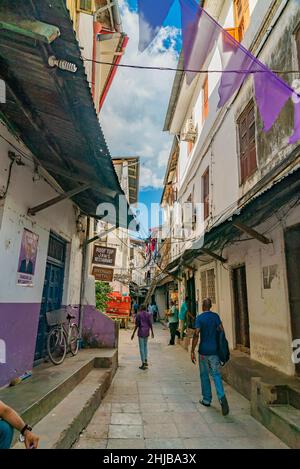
[0,123,83,387]
[217,203,300,376]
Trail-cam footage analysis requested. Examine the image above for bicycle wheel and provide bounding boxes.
[70,324,79,356]
[47,327,67,365]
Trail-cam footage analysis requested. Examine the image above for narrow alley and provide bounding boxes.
[74,324,287,450]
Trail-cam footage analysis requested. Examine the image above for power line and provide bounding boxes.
[83,57,300,76]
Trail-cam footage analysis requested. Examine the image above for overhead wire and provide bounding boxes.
[83,57,300,76]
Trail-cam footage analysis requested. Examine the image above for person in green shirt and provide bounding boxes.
[179,296,189,339]
[168,301,180,345]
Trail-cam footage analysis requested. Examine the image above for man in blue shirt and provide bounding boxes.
[191,298,229,416]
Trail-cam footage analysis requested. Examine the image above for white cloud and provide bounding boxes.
[100,0,180,190]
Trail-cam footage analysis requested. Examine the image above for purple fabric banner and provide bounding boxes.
[137,0,300,142]
[137,0,174,52]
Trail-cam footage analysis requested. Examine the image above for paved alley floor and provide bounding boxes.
[74,323,288,450]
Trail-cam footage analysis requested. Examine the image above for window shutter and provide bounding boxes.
[202,169,210,220]
[238,101,257,184]
[202,76,209,121]
[296,27,300,66]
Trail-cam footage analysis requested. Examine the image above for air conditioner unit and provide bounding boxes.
[181,119,197,142]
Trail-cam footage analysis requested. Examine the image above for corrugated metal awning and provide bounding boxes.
[0,0,134,228]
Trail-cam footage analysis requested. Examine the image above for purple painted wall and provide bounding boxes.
[82,305,116,348]
[0,303,40,388]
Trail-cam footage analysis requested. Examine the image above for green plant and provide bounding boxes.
[95,281,113,312]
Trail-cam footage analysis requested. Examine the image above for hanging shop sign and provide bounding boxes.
[92,266,114,282]
[17,228,39,287]
[92,245,116,267]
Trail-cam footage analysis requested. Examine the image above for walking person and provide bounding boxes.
[168,301,181,346]
[0,400,39,449]
[131,304,154,370]
[191,298,229,416]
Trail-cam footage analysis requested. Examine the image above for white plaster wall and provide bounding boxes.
[77,13,94,84]
[218,206,299,375]
[0,123,83,306]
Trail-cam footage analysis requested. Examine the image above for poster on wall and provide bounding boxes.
[17,228,39,287]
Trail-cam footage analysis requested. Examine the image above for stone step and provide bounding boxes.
[269,405,300,430]
[14,367,113,449]
[0,349,118,446]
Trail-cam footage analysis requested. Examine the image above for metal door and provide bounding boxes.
[232,265,251,352]
[34,234,66,362]
[285,224,300,375]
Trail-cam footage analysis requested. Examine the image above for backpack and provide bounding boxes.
[217,329,230,366]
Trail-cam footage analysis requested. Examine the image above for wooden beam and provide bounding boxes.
[28,184,90,216]
[199,248,227,263]
[0,11,60,44]
[232,221,272,245]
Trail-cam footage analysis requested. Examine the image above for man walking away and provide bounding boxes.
[191,298,229,416]
[168,301,180,346]
[0,400,39,449]
[131,304,154,370]
[152,302,159,322]
[179,296,188,339]
[133,301,139,321]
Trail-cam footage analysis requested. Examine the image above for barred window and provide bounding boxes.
[78,0,93,12]
[201,269,216,304]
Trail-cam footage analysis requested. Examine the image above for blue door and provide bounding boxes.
[34,234,66,362]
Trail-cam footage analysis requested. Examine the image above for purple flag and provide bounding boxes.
[137,0,299,142]
[137,0,174,52]
[254,71,293,132]
[179,0,219,85]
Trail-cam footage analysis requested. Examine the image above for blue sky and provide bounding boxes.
[100,0,182,233]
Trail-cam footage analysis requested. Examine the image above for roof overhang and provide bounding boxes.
[0,0,134,228]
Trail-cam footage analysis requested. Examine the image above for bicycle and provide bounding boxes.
[46,306,80,365]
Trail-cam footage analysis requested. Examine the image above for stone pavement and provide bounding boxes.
[74,323,288,449]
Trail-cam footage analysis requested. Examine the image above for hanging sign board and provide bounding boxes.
[92,266,114,282]
[92,245,116,267]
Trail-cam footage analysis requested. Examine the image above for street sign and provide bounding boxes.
[92,266,114,282]
[92,245,116,267]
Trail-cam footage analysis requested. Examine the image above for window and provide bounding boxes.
[77,0,93,13]
[296,27,300,66]
[234,0,250,41]
[202,76,209,121]
[238,101,257,184]
[201,269,216,304]
[202,168,210,220]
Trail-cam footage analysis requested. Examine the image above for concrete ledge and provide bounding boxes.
[251,378,300,449]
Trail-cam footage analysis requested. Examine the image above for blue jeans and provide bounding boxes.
[0,420,14,449]
[138,337,148,364]
[199,355,225,405]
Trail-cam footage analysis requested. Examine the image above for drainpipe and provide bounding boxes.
[79,217,90,341]
[111,0,122,33]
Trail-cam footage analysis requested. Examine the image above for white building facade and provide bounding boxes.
[162,0,300,376]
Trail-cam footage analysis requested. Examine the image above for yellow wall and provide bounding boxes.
[66,0,78,27]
